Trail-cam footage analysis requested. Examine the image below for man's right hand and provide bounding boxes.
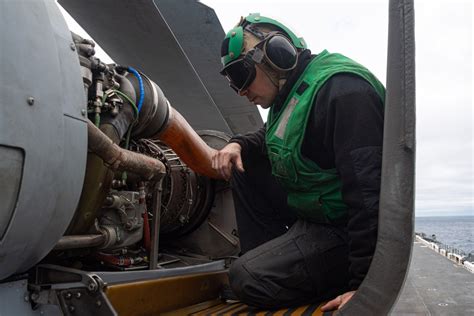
[211,142,244,180]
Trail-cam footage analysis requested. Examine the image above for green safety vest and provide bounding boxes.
[266,50,385,222]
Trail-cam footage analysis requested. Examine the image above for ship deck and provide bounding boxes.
[2,240,473,315]
[148,241,474,315]
[168,241,474,315]
[391,240,474,315]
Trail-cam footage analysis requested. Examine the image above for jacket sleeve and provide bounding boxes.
[303,74,384,290]
[229,124,267,157]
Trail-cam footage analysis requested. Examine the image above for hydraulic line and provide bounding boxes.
[127,66,145,113]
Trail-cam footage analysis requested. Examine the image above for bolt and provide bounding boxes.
[88,281,98,292]
[70,43,76,51]
[24,294,29,302]
[27,97,34,106]
[105,196,114,205]
[68,305,75,313]
[81,109,87,116]
[75,292,82,299]
[31,293,40,302]
[96,300,102,308]
[65,292,72,299]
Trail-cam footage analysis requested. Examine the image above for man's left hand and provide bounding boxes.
[320,291,356,311]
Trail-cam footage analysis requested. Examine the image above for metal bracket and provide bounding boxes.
[29,264,117,315]
[56,287,116,316]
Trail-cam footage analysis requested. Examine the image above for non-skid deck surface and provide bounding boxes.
[163,299,329,316]
[391,241,474,315]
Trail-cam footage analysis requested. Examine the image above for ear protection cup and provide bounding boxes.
[264,34,298,71]
[247,32,298,72]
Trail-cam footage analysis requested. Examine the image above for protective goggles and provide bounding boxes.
[220,56,257,93]
[220,32,298,93]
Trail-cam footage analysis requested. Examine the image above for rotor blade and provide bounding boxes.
[153,0,263,134]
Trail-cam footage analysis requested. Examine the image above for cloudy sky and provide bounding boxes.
[60,0,472,217]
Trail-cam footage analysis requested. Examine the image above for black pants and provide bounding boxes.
[229,151,350,309]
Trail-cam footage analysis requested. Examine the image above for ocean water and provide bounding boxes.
[415,216,474,255]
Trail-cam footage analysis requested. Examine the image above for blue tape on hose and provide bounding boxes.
[128,66,144,113]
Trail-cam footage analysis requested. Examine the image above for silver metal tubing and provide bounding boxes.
[53,235,106,250]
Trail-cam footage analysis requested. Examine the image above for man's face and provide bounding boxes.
[239,65,278,109]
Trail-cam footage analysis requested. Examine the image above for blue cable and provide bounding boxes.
[127,66,144,113]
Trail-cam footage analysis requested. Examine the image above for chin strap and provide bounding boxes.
[258,62,289,92]
[260,64,280,88]
[278,78,287,91]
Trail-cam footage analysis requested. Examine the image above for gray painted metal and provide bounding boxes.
[392,242,474,315]
[0,0,87,280]
[59,0,260,134]
[0,146,23,240]
[163,130,240,258]
[0,280,62,316]
[153,0,263,134]
[94,260,226,285]
[338,0,416,314]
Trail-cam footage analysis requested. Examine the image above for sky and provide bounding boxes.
[59,0,473,217]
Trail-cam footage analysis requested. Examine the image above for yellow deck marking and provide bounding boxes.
[223,303,251,315]
[273,308,290,315]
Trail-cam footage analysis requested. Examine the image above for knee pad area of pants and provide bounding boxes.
[229,258,286,309]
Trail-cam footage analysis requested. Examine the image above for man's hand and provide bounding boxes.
[211,142,244,180]
[320,291,355,311]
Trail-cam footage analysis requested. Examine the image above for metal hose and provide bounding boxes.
[87,120,166,180]
[53,234,106,250]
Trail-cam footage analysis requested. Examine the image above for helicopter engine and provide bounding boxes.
[46,33,240,270]
[0,15,239,279]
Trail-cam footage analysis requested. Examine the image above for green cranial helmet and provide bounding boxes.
[220,13,307,67]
